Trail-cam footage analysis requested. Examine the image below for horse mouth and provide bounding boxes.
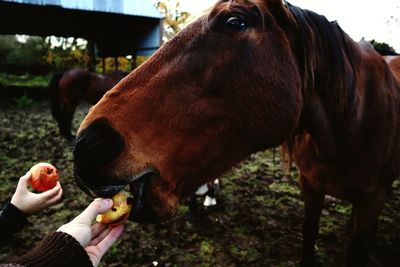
[74,168,161,223]
[127,169,160,223]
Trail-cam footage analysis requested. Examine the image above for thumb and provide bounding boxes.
[17,172,31,190]
[75,198,114,224]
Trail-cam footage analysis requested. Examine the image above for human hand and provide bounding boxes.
[57,198,124,267]
[11,171,63,215]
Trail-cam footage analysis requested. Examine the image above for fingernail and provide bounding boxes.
[103,198,113,206]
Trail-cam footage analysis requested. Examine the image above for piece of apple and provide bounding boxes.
[29,162,59,192]
[96,191,132,225]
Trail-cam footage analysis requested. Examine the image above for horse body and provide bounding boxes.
[72,0,400,265]
[292,36,400,265]
[295,40,400,199]
[59,70,113,105]
[50,69,126,140]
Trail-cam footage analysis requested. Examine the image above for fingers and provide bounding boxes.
[89,226,112,246]
[46,187,63,205]
[86,225,124,267]
[91,223,107,240]
[17,171,31,191]
[39,182,62,199]
[94,225,124,256]
[76,198,114,224]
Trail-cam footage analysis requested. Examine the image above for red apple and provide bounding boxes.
[29,162,59,192]
[96,191,132,226]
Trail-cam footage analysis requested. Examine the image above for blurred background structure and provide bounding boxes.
[0,0,163,73]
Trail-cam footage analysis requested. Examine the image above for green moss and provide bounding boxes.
[392,180,400,189]
[15,94,35,109]
[200,240,214,254]
[269,182,301,195]
[0,73,51,87]
[330,203,351,215]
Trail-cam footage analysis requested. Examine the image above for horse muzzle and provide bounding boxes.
[73,118,170,223]
[74,168,162,223]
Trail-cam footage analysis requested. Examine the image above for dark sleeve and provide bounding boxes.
[8,232,93,267]
[0,203,28,247]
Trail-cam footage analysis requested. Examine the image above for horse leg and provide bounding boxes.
[187,196,200,223]
[346,190,387,267]
[52,104,72,141]
[300,175,325,267]
[58,104,77,141]
[347,209,354,234]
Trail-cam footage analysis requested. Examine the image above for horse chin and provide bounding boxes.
[127,171,178,224]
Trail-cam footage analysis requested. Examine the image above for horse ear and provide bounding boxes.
[266,0,293,26]
[267,0,289,14]
[278,0,288,7]
[265,0,287,7]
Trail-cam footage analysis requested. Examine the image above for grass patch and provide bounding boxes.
[15,94,36,109]
[0,73,51,87]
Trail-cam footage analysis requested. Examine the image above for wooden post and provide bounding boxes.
[87,40,96,72]
[131,53,137,71]
[102,57,106,74]
[114,56,119,72]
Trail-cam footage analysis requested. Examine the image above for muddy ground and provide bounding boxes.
[0,98,399,266]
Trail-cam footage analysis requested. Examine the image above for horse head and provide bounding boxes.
[73,0,303,223]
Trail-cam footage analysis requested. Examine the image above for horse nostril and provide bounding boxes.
[73,118,124,167]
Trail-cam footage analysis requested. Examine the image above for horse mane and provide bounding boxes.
[286,3,356,113]
[284,3,400,174]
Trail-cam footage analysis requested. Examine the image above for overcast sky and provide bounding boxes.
[178,0,400,52]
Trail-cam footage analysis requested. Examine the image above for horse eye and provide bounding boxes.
[225,16,246,31]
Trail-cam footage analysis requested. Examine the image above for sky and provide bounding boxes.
[178,0,400,52]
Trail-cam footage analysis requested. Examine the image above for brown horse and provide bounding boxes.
[49,69,127,141]
[72,1,400,266]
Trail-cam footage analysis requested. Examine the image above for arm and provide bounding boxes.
[7,198,123,267]
[0,203,28,247]
[8,232,94,267]
[0,172,62,247]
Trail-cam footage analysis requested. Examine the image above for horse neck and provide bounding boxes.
[288,6,400,167]
[287,7,354,159]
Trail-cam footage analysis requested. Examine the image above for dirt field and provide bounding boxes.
[0,98,399,266]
